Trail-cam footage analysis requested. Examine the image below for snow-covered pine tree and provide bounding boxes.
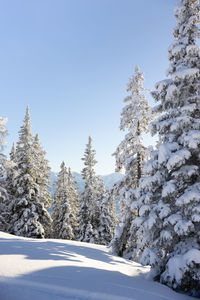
[98,185,117,245]
[10,143,16,161]
[67,167,79,239]
[79,136,98,243]
[111,66,152,258]
[5,143,18,227]
[131,0,200,294]
[7,143,18,194]
[108,188,118,231]
[0,117,10,232]
[8,107,52,238]
[32,134,52,209]
[79,136,111,244]
[67,168,79,214]
[51,162,77,240]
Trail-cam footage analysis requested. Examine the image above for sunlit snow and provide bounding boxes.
[0,232,192,300]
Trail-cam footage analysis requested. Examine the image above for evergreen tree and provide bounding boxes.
[8,107,52,238]
[10,143,16,161]
[78,136,99,243]
[51,162,78,240]
[98,186,117,245]
[5,143,18,227]
[131,0,200,294]
[67,167,80,239]
[111,66,152,257]
[0,117,9,232]
[79,136,112,244]
[32,134,52,209]
[7,143,17,194]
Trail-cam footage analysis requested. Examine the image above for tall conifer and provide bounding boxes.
[131,0,200,293]
[111,66,152,257]
[8,107,52,238]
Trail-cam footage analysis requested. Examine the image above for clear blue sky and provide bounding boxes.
[0,0,177,174]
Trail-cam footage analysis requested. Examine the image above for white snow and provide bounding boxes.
[155,79,172,93]
[176,183,200,206]
[174,220,194,236]
[162,181,176,198]
[171,67,199,82]
[158,142,179,165]
[0,231,192,300]
[166,149,191,170]
[166,84,178,100]
[186,45,200,56]
[160,230,172,241]
[183,130,200,149]
[162,249,200,287]
[170,44,185,56]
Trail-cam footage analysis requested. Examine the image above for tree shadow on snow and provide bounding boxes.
[0,236,136,267]
[0,265,187,300]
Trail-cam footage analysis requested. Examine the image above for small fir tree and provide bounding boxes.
[51,162,78,240]
[79,136,112,244]
[98,186,117,245]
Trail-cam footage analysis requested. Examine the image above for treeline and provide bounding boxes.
[0,110,116,245]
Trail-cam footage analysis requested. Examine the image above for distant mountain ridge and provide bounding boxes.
[50,171,124,195]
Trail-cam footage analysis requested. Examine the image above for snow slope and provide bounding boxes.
[0,232,192,300]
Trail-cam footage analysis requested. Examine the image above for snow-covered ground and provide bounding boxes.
[0,232,192,300]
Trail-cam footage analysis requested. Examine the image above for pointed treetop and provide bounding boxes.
[26,106,30,114]
[84,136,97,162]
[0,117,8,152]
[17,106,33,148]
[25,106,31,123]
[33,134,40,148]
[68,167,72,175]
[34,133,39,142]
[10,143,16,160]
[88,136,92,146]
[11,143,16,153]
[23,106,31,127]
[134,65,139,73]
[60,161,66,169]
[125,65,145,100]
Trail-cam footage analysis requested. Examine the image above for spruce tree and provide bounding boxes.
[0,117,9,232]
[8,107,52,238]
[67,167,80,239]
[5,143,18,229]
[32,134,52,209]
[79,136,111,244]
[51,162,78,240]
[131,0,200,294]
[10,143,16,161]
[98,186,117,245]
[79,136,98,243]
[111,66,152,257]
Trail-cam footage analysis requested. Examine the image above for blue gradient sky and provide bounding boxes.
[0,0,177,174]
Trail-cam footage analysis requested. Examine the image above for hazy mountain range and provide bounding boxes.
[50,172,124,195]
